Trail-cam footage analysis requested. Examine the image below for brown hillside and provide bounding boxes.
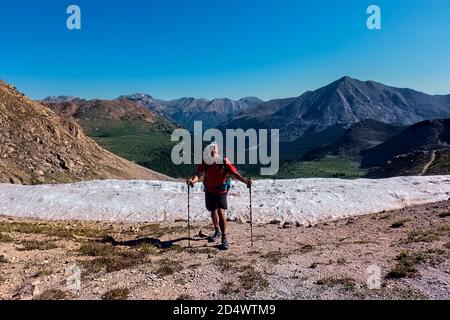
[0,80,173,184]
[42,98,159,123]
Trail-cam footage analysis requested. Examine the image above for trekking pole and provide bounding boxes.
[187,183,191,247]
[249,183,253,247]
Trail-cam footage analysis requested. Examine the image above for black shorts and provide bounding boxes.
[205,192,228,211]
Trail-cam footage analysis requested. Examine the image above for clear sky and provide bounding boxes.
[0,0,449,100]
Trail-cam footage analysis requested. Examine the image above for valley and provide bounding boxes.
[2,76,450,182]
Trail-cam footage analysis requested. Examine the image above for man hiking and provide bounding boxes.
[186,142,252,250]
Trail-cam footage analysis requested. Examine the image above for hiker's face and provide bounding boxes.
[210,146,217,157]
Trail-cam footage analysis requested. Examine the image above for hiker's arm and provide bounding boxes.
[232,172,252,188]
[187,163,205,186]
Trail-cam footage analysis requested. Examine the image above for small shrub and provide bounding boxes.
[238,266,269,290]
[79,242,115,257]
[0,221,107,240]
[17,240,57,251]
[386,251,425,279]
[406,230,439,243]
[438,224,450,234]
[261,251,284,264]
[101,288,130,300]
[33,268,53,278]
[155,259,183,277]
[0,232,13,243]
[390,219,410,229]
[138,244,159,255]
[315,277,356,290]
[81,248,146,274]
[438,211,450,218]
[186,247,216,255]
[219,281,240,295]
[34,289,66,300]
[0,255,8,263]
[214,256,237,271]
[299,244,314,253]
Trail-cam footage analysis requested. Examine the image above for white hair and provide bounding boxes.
[204,142,221,164]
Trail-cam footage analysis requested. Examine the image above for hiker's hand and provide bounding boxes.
[186,178,194,187]
[246,178,252,188]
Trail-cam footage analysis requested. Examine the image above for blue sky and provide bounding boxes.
[0,0,449,100]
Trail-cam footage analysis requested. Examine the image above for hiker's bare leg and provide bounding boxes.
[218,208,227,235]
[211,209,219,230]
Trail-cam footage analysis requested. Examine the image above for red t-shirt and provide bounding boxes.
[196,157,238,194]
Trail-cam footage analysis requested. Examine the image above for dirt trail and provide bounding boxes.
[421,150,436,175]
[0,200,449,300]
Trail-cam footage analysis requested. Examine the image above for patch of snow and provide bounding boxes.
[1,176,450,225]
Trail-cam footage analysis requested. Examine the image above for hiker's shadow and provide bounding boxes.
[102,235,209,250]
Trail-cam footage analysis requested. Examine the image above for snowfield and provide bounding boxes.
[1,176,450,225]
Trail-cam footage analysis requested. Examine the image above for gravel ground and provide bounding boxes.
[0,200,449,300]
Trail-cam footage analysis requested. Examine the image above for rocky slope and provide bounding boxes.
[361,119,450,168]
[0,80,172,184]
[302,119,405,160]
[365,148,450,178]
[41,97,176,134]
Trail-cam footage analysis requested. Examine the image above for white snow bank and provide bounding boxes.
[1,176,450,225]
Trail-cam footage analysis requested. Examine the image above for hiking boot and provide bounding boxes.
[221,235,230,250]
[209,230,221,242]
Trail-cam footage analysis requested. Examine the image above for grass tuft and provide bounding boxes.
[0,221,107,241]
[406,230,439,243]
[0,232,13,243]
[219,281,240,295]
[438,210,450,218]
[261,251,284,264]
[34,289,66,300]
[79,241,148,274]
[155,259,183,277]
[101,288,130,300]
[315,277,356,290]
[17,240,57,251]
[386,251,426,279]
[299,244,314,253]
[390,219,410,229]
[238,266,269,290]
[214,256,238,271]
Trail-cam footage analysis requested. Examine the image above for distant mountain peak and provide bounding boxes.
[338,75,355,82]
[239,96,264,107]
[119,93,155,100]
[220,77,450,142]
[41,96,78,103]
